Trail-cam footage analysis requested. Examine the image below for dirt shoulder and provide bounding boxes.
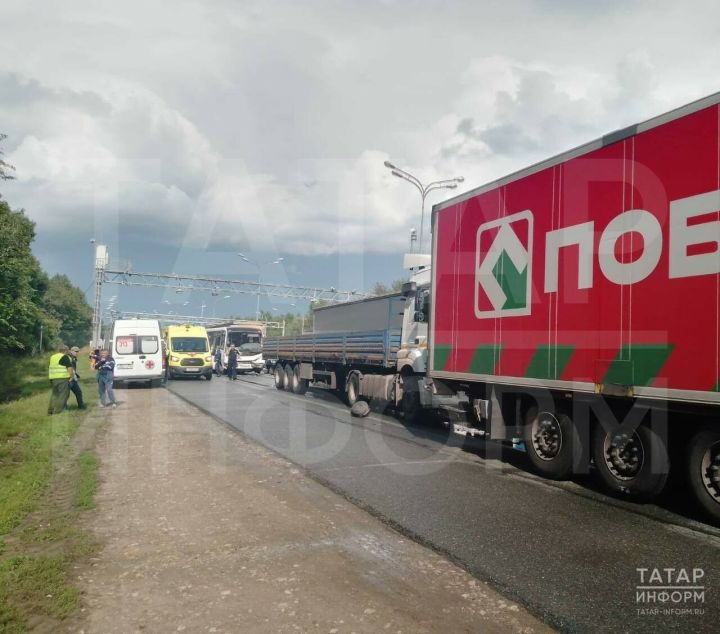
[66,386,551,634]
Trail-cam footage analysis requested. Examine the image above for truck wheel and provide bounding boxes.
[346,373,360,406]
[292,366,309,395]
[523,407,576,480]
[592,423,669,500]
[283,364,294,392]
[687,426,720,524]
[401,375,422,424]
[273,365,285,390]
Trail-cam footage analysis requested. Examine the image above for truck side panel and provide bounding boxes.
[431,103,720,403]
[314,295,405,333]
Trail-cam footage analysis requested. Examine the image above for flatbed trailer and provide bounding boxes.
[264,292,416,404]
[263,329,402,368]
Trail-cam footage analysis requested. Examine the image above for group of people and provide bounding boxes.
[213,344,239,380]
[47,345,118,415]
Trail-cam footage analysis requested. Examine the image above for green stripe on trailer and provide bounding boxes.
[434,345,453,371]
[468,344,503,375]
[603,344,674,387]
[525,345,575,380]
[714,379,720,392]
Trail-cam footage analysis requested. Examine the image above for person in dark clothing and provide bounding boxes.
[95,349,118,408]
[89,347,100,370]
[68,346,86,409]
[48,344,74,414]
[213,346,224,376]
[226,345,238,380]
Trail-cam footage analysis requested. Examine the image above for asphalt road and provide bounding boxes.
[167,374,720,633]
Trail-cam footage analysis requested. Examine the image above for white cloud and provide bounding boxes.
[1,0,719,269]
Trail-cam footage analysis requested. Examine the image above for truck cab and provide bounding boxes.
[396,254,432,376]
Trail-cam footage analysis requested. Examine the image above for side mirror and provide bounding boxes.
[401,282,417,298]
[413,311,425,323]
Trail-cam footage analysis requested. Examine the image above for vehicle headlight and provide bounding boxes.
[205,356,212,363]
[170,355,180,362]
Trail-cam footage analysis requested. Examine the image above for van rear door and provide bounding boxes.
[114,331,163,381]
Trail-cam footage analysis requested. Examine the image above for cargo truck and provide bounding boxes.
[264,92,720,523]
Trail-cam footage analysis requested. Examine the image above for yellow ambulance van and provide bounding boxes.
[163,324,213,381]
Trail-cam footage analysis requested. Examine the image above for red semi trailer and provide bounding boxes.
[430,92,720,522]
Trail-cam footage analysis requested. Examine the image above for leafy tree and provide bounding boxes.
[43,274,93,346]
[0,197,57,354]
[0,134,15,181]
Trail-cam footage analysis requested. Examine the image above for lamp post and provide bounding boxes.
[383,161,463,253]
[237,254,284,320]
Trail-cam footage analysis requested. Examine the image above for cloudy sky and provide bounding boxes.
[1,0,718,317]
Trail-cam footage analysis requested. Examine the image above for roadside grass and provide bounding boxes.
[75,452,99,511]
[0,350,102,631]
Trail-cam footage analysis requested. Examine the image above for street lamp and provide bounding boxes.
[237,254,284,320]
[383,160,463,252]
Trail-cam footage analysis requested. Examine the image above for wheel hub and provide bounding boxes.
[700,440,720,501]
[531,414,562,461]
[603,431,644,481]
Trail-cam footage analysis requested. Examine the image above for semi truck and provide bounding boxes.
[263,91,720,524]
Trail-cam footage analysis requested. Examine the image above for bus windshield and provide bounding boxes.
[228,331,261,354]
[171,337,209,353]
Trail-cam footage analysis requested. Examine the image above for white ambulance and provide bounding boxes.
[110,319,165,387]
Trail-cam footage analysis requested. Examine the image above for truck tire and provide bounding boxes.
[292,365,309,395]
[592,423,669,500]
[283,364,294,392]
[273,364,285,390]
[346,373,360,406]
[687,426,720,524]
[401,375,422,424]
[523,407,577,480]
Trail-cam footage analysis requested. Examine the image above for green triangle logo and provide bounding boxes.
[492,250,528,310]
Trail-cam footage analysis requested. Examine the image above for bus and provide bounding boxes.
[206,322,265,375]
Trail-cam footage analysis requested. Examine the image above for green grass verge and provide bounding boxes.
[0,556,79,631]
[75,452,99,511]
[0,350,99,631]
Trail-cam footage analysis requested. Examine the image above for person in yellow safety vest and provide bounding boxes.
[47,344,75,415]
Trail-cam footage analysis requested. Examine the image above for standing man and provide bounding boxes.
[227,344,238,381]
[95,349,118,408]
[213,345,223,376]
[47,344,74,415]
[68,346,86,410]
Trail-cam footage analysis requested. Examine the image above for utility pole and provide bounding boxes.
[92,245,108,347]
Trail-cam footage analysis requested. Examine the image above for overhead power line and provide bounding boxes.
[101,268,371,302]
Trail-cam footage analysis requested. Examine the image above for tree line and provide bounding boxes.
[0,199,92,355]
